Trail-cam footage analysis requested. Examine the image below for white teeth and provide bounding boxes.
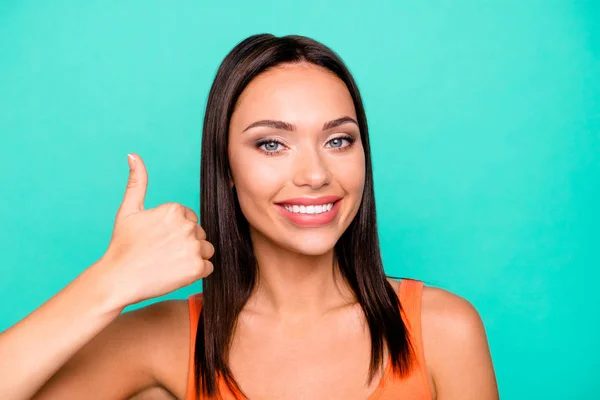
[283,202,335,214]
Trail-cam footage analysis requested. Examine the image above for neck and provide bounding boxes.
[246,229,356,318]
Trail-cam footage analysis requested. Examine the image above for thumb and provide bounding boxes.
[117,153,148,219]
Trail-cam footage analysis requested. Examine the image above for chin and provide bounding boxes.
[281,235,339,257]
[292,246,333,257]
[248,219,343,256]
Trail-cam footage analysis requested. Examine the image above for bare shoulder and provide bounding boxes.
[128,299,191,399]
[129,298,189,338]
[385,277,402,294]
[420,286,499,400]
[421,285,484,335]
[33,299,191,400]
[385,278,486,347]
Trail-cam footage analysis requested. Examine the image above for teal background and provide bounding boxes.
[1,1,599,398]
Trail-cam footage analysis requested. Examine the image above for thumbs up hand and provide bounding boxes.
[97,153,215,308]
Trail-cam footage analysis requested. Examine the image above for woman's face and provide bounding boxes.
[228,62,365,256]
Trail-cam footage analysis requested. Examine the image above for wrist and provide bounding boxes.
[79,256,128,317]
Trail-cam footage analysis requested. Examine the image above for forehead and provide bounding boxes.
[230,62,357,129]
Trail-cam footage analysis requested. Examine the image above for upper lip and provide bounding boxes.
[277,196,342,206]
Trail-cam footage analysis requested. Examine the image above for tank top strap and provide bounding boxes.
[399,279,424,341]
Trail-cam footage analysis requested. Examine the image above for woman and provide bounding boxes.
[0,34,498,399]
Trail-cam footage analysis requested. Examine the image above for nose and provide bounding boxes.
[292,146,332,189]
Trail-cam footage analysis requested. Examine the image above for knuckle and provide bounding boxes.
[193,258,207,275]
[203,241,215,259]
[189,209,199,223]
[190,240,203,254]
[160,202,182,215]
[169,202,185,214]
[158,202,182,221]
[182,221,197,235]
[196,225,207,240]
[126,177,139,188]
[203,260,214,275]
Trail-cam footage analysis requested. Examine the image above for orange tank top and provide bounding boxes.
[185,279,433,400]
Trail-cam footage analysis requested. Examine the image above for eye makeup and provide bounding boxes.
[254,134,356,156]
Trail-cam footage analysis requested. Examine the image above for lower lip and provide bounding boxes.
[275,200,342,227]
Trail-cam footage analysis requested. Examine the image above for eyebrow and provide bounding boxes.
[241,116,359,133]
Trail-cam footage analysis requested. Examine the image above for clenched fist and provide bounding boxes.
[97,153,215,308]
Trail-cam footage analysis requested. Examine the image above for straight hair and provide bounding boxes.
[197,33,415,398]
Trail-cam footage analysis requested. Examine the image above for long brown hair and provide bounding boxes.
[197,33,414,398]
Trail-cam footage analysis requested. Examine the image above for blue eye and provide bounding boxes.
[326,135,356,150]
[328,137,347,148]
[255,135,356,156]
[256,139,285,155]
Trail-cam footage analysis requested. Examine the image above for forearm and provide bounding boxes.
[0,259,125,400]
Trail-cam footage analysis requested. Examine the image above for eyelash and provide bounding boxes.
[255,135,357,156]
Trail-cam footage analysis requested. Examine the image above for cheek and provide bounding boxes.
[229,147,288,216]
[234,158,285,195]
[233,163,286,231]
[333,151,366,194]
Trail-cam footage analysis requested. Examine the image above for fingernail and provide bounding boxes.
[127,154,136,170]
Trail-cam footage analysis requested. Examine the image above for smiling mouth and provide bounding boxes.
[274,199,342,227]
[278,200,338,215]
